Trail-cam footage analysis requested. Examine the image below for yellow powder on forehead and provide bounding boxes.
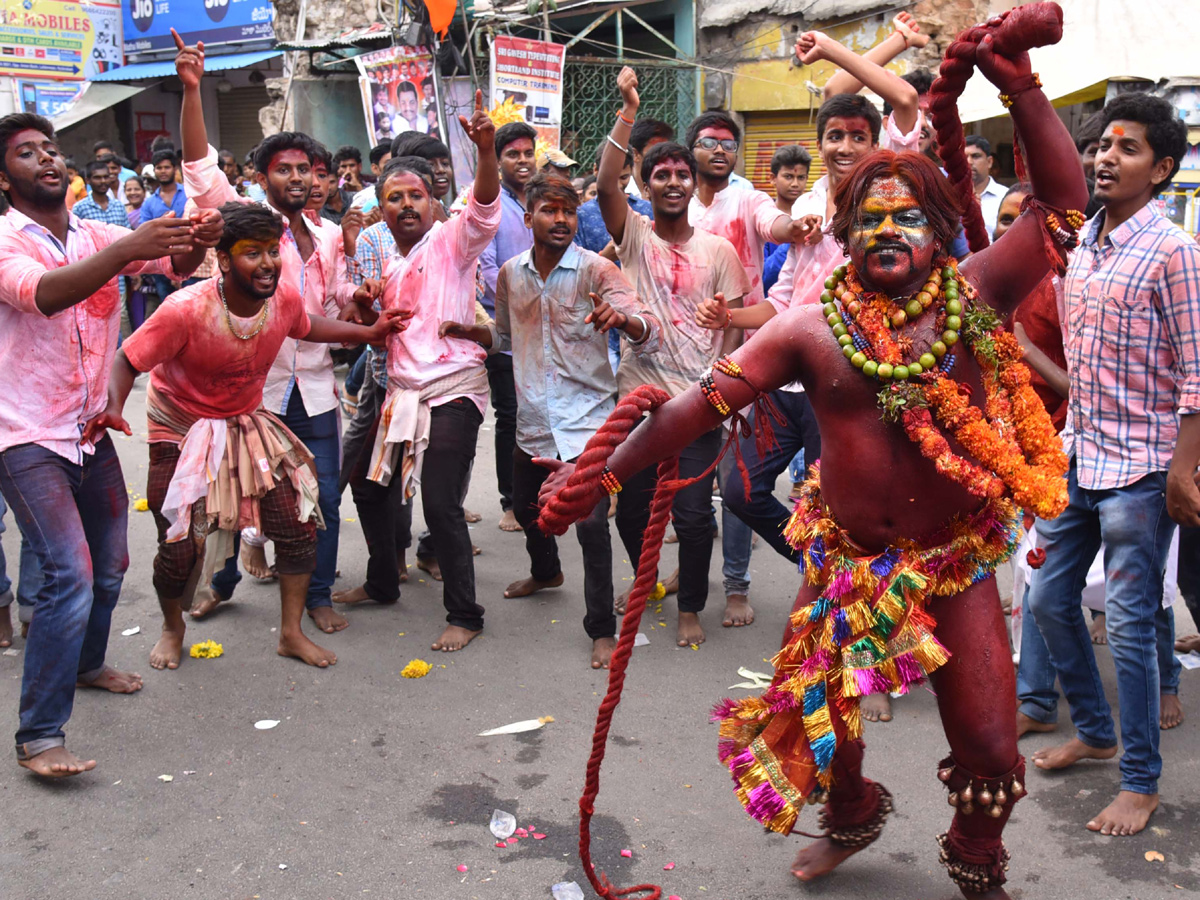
[229,239,275,255]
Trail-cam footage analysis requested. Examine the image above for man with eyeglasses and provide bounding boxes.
[686,111,822,633]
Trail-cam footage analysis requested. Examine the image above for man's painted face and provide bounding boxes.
[398,89,419,124]
[380,170,434,246]
[222,237,282,300]
[260,148,312,213]
[499,137,536,190]
[526,196,578,250]
[307,164,329,209]
[0,128,67,207]
[848,176,938,292]
[820,115,874,184]
[992,191,1027,242]
[693,126,738,181]
[646,157,694,218]
[773,164,808,205]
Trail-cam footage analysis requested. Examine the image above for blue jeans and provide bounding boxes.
[717,450,752,597]
[721,389,821,564]
[1026,462,1175,795]
[345,352,367,398]
[0,491,40,622]
[0,437,128,757]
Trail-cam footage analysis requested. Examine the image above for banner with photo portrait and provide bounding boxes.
[355,45,440,147]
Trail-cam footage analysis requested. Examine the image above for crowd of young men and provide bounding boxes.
[0,20,1198,899]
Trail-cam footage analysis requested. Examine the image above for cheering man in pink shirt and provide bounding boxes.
[0,112,220,778]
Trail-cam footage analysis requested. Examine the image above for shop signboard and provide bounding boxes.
[122,0,273,55]
[0,0,122,80]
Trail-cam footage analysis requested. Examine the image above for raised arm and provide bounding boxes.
[459,90,498,206]
[597,67,639,245]
[172,29,208,164]
[823,13,927,99]
[797,31,918,135]
[959,36,1088,317]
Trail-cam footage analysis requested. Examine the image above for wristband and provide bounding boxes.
[626,313,651,345]
[617,110,635,126]
[998,72,1042,108]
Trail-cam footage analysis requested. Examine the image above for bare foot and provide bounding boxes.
[1089,613,1107,645]
[20,620,29,639]
[1161,694,1184,730]
[1017,711,1057,737]
[432,624,482,652]
[473,544,481,556]
[664,530,678,544]
[614,588,633,619]
[18,746,97,779]
[0,603,12,647]
[861,693,893,722]
[241,543,276,581]
[1086,790,1158,835]
[505,572,564,598]
[77,665,143,693]
[149,627,186,670]
[791,837,861,882]
[308,606,349,634]
[677,611,705,647]
[1033,737,1117,771]
[189,587,226,620]
[722,593,755,627]
[499,510,522,532]
[332,584,372,605]
[592,636,616,669]
[608,495,617,518]
[465,508,482,523]
[662,568,679,595]
[1176,633,1200,653]
[397,551,408,583]
[417,556,442,582]
[277,630,337,667]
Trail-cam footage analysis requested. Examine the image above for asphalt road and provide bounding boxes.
[1,376,1198,900]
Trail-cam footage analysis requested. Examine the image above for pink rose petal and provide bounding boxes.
[620,849,633,858]
[532,833,546,840]
[669,896,682,900]
[495,842,506,849]
[663,862,675,870]
[456,865,468,873]
[506,837,519,844]
[515,828,528,837]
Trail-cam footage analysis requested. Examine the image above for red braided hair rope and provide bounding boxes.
[927,2,1064,253]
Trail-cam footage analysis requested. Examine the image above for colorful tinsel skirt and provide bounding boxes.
[714,464,1020,835]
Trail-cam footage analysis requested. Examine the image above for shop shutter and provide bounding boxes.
[217,84,269,163]
[741,111,824,196]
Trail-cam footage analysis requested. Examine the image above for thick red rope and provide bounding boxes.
[928,2,1064,253]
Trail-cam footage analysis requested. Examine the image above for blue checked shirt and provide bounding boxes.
[573,195,653,254]
[1063,204,1200,490]
[346,220,397,390]
[72,196,133,230]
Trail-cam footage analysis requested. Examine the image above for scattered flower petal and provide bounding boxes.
[620,849,632,858]
[456,864,468,872]
[189,639,223,659]
[532,833,546,840]
[254,719,280,730]
[133,498,149,512]
[1146,851,1165,863]
[121,626,141,636]
[401,659,432,679]
[663,862,675,870]
[506,837,519,844]
[495,842,506,849]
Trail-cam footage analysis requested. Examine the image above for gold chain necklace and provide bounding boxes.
[218,277,270,341]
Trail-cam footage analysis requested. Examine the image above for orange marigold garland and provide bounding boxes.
[828,257,1068,519]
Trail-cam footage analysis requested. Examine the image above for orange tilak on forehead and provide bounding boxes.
[1111,125,1125,137]
[860,176,918,213]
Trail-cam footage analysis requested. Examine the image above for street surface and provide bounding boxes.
[1,376,1198,899]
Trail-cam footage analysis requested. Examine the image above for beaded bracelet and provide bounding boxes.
[998,72,1042,108]
[600,465,622,495]
[713,356,743,379]
[699,372,732,416]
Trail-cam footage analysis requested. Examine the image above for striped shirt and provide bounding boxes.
[1062,204,1200,490]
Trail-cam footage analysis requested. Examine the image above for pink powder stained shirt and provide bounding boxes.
[0,208,176,463]
[122,277,312,442]
[688,185,787,308]
[380,190,502,414]
[183,144,357,418]
[614,210,751,398]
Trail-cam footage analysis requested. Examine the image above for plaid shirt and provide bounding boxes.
[71,196,132,230]
[347,221,397,390]
[1063,204,1200,490]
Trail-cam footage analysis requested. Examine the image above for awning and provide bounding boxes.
[275,23,393,52]
[52,82,150,131]
[88,50,282,83]
[953,0,1200,123]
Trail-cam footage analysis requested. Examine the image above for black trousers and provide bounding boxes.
[1178,525,1200,632]
[486,353,517,512]
[350,397,484,630]
[512,447,616,640]
[614,423,723,614]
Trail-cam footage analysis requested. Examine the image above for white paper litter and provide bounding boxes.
[478,717,551,737]
[489,809,517,840]
[1177,651,1200,670]
[278,863,288,870]
[254,719,280,730]
[727,666,773,690]
[551,882,584,900]
[634,632,650,647]
[2,648,19,656]
[157,774,173,782]
[121,626,141,636]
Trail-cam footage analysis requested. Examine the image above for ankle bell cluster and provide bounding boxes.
[818,783,894,849]
[937,754,1025,818]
